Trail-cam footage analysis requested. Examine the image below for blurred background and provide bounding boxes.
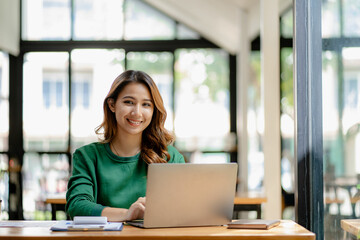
[0,1,359,239]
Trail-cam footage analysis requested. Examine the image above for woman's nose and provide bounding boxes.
[131,104,141,116]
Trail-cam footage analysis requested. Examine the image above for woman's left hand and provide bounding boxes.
[125,197,146,221]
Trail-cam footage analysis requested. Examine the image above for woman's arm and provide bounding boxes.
[101,197,146,221]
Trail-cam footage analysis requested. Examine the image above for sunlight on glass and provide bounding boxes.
[189,152,229,164]
[177,24,200,40]
[343,0,360,37]
[22,0,71,40]
[23,52,69,151]
[124,0,175,40]
[342,48,360,133]
[322,51,340,137]
[73,0,124,40]
[71,49,125,150]
[174,49,230,151]
[321,0,340,38]
[0,52,9,151]
[342,47,360,177]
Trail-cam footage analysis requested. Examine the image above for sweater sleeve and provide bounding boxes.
[167,145,186,163]
[66,148,105,218]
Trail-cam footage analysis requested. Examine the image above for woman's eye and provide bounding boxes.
[124,100,133,104]
[143,103,152,107]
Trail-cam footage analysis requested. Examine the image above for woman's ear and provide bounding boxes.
[107,98,115,112]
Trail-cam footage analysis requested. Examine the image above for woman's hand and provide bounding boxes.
[101,197,146,222]
[125,197,146,221]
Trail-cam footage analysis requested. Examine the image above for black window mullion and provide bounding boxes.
[294,0,324,238]
[8,54,24,220]
[68,51,72,166]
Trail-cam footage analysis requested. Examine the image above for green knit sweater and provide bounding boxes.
[65,142,185,218]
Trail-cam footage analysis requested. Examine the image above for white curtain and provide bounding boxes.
[0,0,20,56]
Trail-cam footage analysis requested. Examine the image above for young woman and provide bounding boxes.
[66,70,185,221]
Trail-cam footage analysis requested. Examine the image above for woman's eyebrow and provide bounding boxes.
[122,96,153,102]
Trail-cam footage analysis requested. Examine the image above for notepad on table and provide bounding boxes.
[227,219,280,230]
[50,216,123,231]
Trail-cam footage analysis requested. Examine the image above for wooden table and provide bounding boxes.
[341,219,360,240]
[0,220,315,239]
[45,197,67,220]
[234,192,267,219]
[46,193,267,220]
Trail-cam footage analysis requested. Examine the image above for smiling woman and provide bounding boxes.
[65,70,185,222]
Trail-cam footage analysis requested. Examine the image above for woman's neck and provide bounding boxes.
[111,133,142,157]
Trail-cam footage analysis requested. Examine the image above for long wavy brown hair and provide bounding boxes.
[95,70,173,163]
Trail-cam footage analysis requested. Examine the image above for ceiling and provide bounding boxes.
[144,0,292,54]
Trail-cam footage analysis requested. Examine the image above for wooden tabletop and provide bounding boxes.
[234,192,267,205]
[341,219,360,238]
[0,220,315,240]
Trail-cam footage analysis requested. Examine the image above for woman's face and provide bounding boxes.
[109,82,154,138]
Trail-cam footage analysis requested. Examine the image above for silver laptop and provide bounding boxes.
[127,163,237,228]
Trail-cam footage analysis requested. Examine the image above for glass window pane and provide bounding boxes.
[177,24,200,40]
[280,9,293,38]
[71,49,125,150]
[189,152,230,164]
[23,52,69,151]
[280,48,295,195]
[126,52,174,131]
[124,0,176,40]
[73,0,124,40]
[322,0,341,38]
[0,154,9,220]
[22,0,71,40]
[174,49,230,152]
[322,48,360,239]
[342,48,360,132]
[22,153,69,220]
[0,52,9,151]
[343,0,360,37]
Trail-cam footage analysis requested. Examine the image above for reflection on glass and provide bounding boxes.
[174,49,230,152]
[22,153,69,220]
[0,52,9,151]
[71,49,125,150]
[22,0,71,40]
[23,52,69,151]
[124,0,175,40]
[322,0,340,38]
[343,0,360,37]
[127,52,173,130]
[0,154,9,220]
[73,0,124,40]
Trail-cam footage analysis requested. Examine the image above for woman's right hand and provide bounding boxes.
[125,197,146,221]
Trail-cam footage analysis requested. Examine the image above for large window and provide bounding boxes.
[322,1,360,239]
[279,2,360,238]
[16,0,232,219]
